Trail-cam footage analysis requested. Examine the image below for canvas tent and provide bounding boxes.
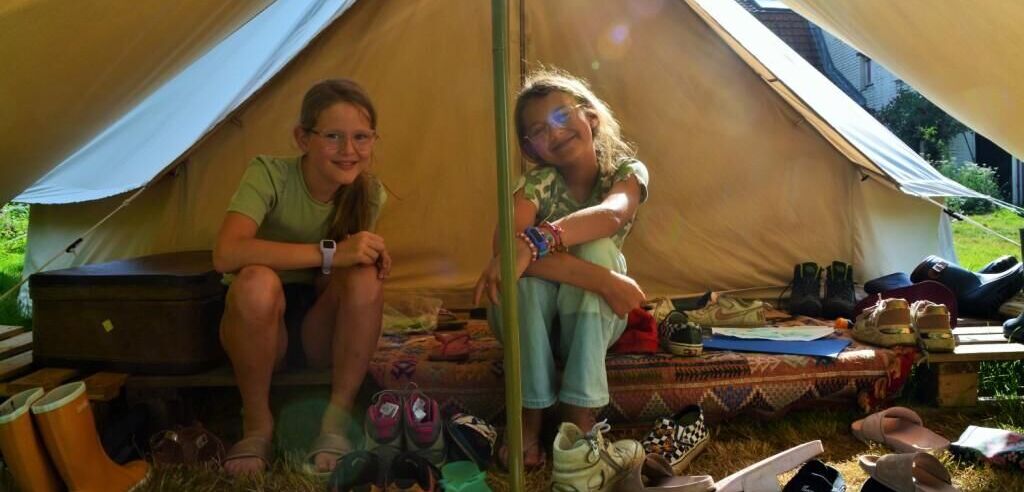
[4,0,983,306]
[784,0,1024,165]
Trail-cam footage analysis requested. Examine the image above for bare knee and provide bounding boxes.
[229,266,284,314]
[333,265,383,307]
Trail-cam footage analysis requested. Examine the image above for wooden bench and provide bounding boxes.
[924,319,1024,407]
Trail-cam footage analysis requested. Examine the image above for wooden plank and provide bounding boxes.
[0,332,32,360]
[937,361,979,407]
[956,318,1000,327]
[0,325,25,342]
[929,343,1024,363]
[127,366,332,389]
[956,333,1009,345]
[84,372,129,402]
[1,368,79,397]
[953,326,1004,336]
[0,351,33,381]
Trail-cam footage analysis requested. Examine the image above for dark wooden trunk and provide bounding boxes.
[30,251,226,375]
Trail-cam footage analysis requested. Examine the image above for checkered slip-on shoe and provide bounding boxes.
[658,311,703,357]
[641,405,710,475]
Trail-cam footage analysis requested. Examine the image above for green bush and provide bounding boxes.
[938,161,1002,215]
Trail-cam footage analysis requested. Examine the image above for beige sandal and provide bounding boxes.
[223,435,272,475]
[302,432,353,477]
[851,407,950,453]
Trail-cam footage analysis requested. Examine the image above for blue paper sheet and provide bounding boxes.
[703,336,852,358]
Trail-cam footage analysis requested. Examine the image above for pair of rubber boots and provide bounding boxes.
[0,381,149,492]
[789,261,855,319]
[911,255,1024,318]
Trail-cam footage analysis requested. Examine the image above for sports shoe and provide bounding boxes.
[641,405,710,475]
[658,311,702,356]
[823,261,855,319]
[386,451,441,491]
[788,263,823,317]
[851,297,915,347]
[911,300,955,352]
[328,450,384,492]
[403,389,446,467]
[552,421,644,492]
[683,296,766,327]
[365,390,404,472]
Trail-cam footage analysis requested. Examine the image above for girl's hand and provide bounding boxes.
[600,271,646,319]
[335,231,387,267]
[473,240,535,306]
[375,248,392,279]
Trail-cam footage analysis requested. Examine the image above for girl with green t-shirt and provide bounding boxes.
[213,79,388,476]
[474,69,649,469]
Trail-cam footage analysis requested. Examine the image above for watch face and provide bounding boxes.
[321,239,336,249]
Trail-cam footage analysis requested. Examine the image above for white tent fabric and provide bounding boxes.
[0,0,272,207]
[784,0,1024,163]
[18,0,962,305]
[15,0,354,204]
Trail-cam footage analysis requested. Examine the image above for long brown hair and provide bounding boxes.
[299,79,378,241]
[514,68,636,175]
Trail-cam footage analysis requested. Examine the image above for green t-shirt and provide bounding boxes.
[226,155,386,284]
[514,159,649,249]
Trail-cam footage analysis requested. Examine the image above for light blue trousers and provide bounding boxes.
[488,238,628,409]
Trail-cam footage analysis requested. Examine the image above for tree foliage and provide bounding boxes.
[875,87,966,162]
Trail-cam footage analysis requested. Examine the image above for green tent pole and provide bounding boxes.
[491,0,525,488]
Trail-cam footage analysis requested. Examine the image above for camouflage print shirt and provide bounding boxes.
[514,159,649,249]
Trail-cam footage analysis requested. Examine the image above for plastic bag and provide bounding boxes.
[382,294,443,335]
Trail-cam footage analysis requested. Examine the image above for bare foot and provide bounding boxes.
[498,439,546,470]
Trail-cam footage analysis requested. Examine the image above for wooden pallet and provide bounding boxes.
[925,321,1024,407]
[0,326,130,402]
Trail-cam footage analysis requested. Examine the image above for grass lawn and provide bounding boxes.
[950,208,1024,271]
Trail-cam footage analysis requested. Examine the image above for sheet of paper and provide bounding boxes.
[711,326,835,341]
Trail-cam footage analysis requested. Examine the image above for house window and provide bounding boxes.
[859,54,873,89]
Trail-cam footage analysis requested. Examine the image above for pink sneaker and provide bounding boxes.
[364,390,404,470]
[403,389,446,467]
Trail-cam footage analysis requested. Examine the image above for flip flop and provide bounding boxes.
[716,440,824,492]
[223,435,272,475]
[859,453,959,492]
[303,432,353,478]
[613,453,715,491]
[497,439,546,471]
[428,332,471,362]
[851,407,950,453]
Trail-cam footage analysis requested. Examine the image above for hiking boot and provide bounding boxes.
[683,297,766,327]
[823,261,856,319]
[851,297,915,347]
[658,311,702,356]
[552,421,644,492]
[403,389,446,467]
[788,263,822,317]
[365,390,404,472]
[911,300,954,352]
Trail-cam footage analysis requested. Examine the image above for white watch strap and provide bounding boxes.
[321,246,335,274]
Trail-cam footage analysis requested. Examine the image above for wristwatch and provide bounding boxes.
[319,239,336,274]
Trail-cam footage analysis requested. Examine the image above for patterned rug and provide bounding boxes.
[367,320,915,424]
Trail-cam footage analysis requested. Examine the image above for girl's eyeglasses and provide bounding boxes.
[525,104,586,144]
[307,128,377,152]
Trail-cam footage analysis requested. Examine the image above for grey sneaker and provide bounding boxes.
[552,421,644,492]
[402,389,446,467]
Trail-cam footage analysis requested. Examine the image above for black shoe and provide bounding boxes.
[911,255,1024,317]
[783,459,845,492]
[823,261,855,319]
[328,451,384,492]
[789,263,822,317]
[978,255,1019,274]
[1004,312,1024,343]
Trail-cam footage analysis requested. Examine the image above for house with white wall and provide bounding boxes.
[738,0,1024,204]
